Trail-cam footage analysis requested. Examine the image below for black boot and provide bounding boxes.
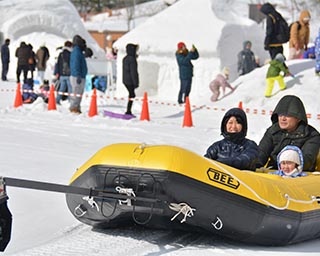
[125,100,133,115]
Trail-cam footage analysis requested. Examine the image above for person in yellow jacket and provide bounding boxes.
[288,10,311,60]
[265,53,292,97]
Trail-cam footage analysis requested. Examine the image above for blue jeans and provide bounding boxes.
[56,76,72,103]
[178,79,192,103]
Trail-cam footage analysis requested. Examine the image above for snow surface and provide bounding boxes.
[1,0,320,255]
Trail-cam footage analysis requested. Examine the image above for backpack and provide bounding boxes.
[269,14,290,44]
[289,21,301,34]
[59,50,70,76]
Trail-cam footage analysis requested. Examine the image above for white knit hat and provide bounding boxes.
[279,149,300,165]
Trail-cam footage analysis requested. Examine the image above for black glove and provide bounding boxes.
[264,45,270,50]
[76,77,82,84]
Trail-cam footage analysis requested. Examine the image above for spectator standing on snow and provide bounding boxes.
[237,40,257,76]
[175,42,199,104]
[256,95,320,171]
[27,44,36,80]
[35,43,50,84]
[315,27,320,76]
[204,107,259,171]
[260,3,286,59]
[1,38,10,81]
[122,43,139,115]
[15,41,32,83]
[288,10,311,60]
[55,40,72,104]
[209,67,234,102]
[69,35,87,114]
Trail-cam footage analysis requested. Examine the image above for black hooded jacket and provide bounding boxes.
[257,95,320,171]
[204,108,259,171]
[122,44,139,88]
[260,3,285,47]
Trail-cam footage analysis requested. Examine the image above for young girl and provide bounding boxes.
[272,145,306,177]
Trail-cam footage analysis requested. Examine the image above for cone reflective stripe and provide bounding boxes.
[88,88,98,117]
[182,97,193,127]
[13,83,23,108]
[48,85,57,110]
[140,92,150,121]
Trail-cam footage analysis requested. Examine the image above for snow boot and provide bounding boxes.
[125,100,133,115]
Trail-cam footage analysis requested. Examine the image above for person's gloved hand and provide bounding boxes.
[76,77,82,84]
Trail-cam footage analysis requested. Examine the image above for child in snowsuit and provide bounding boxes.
[265,53,291,97]
[237,40,257,76]
[37,79,50,103]
[315,27,320,75]
[22,78,38,103]
[271,145,306,177]
[209,67,234,102]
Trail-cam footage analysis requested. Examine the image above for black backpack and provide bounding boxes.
[269,14,290,44]
[289,21,301,34]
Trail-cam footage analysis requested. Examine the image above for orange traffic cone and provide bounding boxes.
[140,92,150,121]
[14,83,23,108]
[88,88,98,117]
[48,84,57,111]
[182,97,193,127]
[238,101,243,110]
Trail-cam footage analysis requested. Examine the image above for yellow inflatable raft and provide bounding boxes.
[66,143,320,246]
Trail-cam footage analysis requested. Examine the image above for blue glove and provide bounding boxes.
[76,77,82,84]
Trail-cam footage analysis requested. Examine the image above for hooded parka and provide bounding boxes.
[257,95,320,171]
[204,108,259,171]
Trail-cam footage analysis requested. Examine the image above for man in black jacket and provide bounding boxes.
[256,95,320,171]
[260,2,286,59]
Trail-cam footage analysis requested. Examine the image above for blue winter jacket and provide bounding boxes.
[176,49,199,80]
[204,108,259,171]
[70,45,87,79]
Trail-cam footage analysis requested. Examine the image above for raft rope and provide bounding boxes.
[211,161,320,210]
[83,196,99,212]
[169,203,196,223]
[116,186,136,206]
[73,196,100,218]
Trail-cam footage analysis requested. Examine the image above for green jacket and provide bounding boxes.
[266,59,289,78]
